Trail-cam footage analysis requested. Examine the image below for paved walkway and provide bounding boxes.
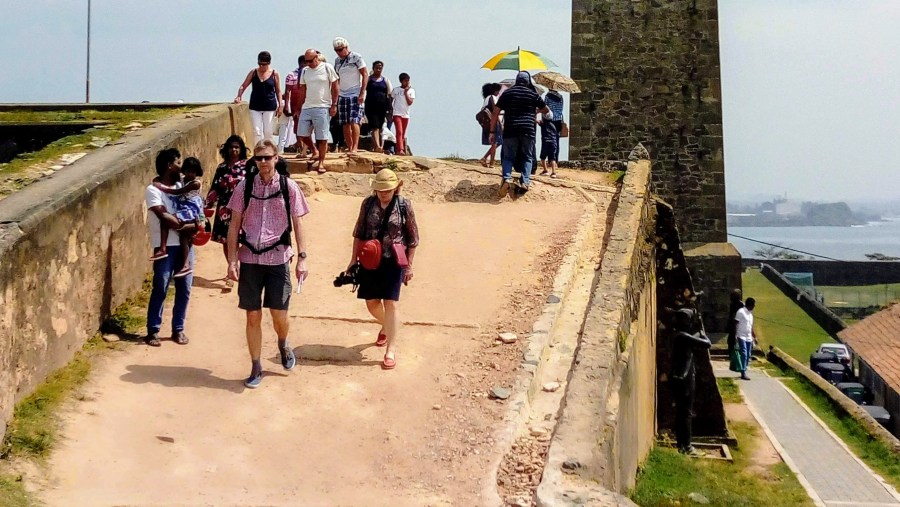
[717,368,900,507]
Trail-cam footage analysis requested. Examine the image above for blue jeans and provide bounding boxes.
[738,338,753,373]
[501,135,535,186]
[146,245,194,335]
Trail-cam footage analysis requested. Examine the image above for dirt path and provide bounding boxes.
[35,190,587,506]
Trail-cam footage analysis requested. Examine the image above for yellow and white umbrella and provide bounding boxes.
[481,47,557,72]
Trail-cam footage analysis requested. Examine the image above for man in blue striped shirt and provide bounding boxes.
[489,71,550,197]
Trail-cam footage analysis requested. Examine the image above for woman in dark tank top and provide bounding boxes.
[234,50,283,146]
[364,60,392,153]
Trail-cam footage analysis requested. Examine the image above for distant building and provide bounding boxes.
[838,303,900,436]
[775,200,803,217]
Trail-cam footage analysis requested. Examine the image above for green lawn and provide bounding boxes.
[817,283,900,308]
[631,421,813,506]
[717,378,742,404]
[742,269,834,362]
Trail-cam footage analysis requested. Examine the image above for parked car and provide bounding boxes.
[863,405,891,430]
[816,343,851,365]
[836,382,867,405]
[815,362,847,384]
[810,351,836,371]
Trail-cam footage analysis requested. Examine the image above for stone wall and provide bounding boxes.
[0,104,252,440]
[685,243,742,333]
[537,160,655,505]
[744,258,900,286]
[759,264,847,340]
[570,0,727,244]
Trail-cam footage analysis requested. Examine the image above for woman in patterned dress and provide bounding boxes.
[205,135,249,281]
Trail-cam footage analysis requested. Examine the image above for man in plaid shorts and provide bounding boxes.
[333,36,368,154]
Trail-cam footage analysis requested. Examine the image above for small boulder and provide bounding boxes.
[542,381,561,393]
[688,492,710,505]
[498,332,518,344]
[409,156,438,170]
[547,294,561,304]
[102,334,120,343]
[489,386,510,400]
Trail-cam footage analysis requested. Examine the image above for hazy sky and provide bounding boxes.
[1,1,897,203]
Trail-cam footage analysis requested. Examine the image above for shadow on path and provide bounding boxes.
[120,365,245,393]
[295,342,382,367]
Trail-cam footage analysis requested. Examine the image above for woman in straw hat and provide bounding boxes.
[348,169,419,369]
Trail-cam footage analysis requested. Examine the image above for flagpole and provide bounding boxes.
[86,0,91,103]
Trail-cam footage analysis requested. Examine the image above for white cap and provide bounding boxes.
[333,37,349,49]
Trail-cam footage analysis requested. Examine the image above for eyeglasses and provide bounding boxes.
[253,155,275,162]
[258,62,270,66]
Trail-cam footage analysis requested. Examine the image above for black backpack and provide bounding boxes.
[239,170,293,255]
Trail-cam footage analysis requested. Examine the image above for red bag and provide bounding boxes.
[392,243,409,268]
[359,239,382,270]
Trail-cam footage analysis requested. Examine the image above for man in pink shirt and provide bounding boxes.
[226,140,310,388]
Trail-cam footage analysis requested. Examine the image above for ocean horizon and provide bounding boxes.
[728,219,900,262]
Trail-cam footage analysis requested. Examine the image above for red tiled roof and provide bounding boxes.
[838,303,900,392]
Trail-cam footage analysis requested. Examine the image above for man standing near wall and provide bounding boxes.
[489,71,550,197]
[735,297,756,380]
[226,140,310,389]
[333,37,368,155]
[144,148,194,347]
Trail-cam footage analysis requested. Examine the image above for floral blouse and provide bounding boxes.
[352,195,419,259]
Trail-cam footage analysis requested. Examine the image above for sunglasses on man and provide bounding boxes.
[253,155,276,162]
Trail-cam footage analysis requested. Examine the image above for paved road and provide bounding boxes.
[718,369,900,507]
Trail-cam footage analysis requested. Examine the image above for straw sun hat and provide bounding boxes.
[370,169,401,191]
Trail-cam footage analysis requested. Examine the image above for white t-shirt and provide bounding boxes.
[334,51,367,97]
[299,63,339,109]
[391,87,416,118]
[145,183,181,247]
[735,307,754,342]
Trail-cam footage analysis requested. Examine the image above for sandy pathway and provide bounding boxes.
[37,192,585,506]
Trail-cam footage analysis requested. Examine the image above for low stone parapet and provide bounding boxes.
[0,104,252,441]
[536,159,655,506]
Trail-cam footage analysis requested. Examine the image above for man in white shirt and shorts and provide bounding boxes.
[332,36,368,155]
[734,297,756,380]
[296,48,339,174]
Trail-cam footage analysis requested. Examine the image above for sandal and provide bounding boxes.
[174,267,193,278]
[479,159,489,168]
[144,334,161,347]
[539,170,549,176]
[149,250,168,261]
[382,354,396,370]
[375,330,387,347]
[550,173,558,179]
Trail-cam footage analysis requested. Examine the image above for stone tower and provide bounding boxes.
[570,0,726,244]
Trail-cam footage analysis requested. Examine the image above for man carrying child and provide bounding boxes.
[144,148,195,347]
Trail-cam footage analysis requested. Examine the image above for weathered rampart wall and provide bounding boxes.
[744,258,900,286]
[570,0,726,244]
[759,264,846,340]
[0,104,252,440]
[537,160,655,506]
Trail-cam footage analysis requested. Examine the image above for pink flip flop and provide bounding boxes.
[375,331,387,347]
[382,355,396,370]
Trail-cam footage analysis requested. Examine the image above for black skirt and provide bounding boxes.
[357,258,403,301]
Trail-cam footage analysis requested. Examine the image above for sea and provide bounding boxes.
[728,219,900,262]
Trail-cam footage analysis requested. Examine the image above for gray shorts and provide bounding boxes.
[238,262,291,311]
[298,107,330,140]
